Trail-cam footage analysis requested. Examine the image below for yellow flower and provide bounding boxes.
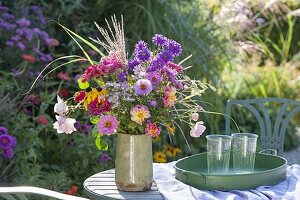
[83,88,108,110]
[153,151,167,163]
[172,147,182,157]
[130,105,151,125]
[165,122,176,135]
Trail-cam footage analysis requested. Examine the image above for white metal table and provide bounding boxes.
[83,169,164,200]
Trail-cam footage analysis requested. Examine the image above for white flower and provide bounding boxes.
[190,121,206,138]
[54,95,68,115]
[53,115,76,134]
[191,113,199,121]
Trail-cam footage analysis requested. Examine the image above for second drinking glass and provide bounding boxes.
[231,133,258,174]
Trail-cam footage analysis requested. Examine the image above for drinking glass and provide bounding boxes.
[231,133,258,174]
[206,135,232,174]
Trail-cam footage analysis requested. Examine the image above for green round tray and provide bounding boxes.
[174,152,287,191]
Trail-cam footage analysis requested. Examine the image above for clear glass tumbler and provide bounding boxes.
[206,135,232,174]
[231,133,258,174]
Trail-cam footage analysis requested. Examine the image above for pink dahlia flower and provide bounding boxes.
[130,105,151,125]
[97,115,118,135]
[145,121,161,137]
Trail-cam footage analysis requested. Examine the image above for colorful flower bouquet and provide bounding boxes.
[50,16,211,150]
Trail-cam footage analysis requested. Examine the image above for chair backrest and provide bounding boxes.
[225,98,300,155]
[0,186,89,200]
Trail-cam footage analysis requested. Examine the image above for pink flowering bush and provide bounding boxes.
[33,16,212,150]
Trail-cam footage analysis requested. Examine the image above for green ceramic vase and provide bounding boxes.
[115,133,153,191]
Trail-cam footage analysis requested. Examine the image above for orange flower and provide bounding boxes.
[22,54,36,62]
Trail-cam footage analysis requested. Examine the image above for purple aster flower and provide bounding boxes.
[149,100,157,107]
[0,134,14,149]
[128,59,140,71]
[0,6,8,12]
[17,42,25,50]
[166,39,182,57]
[146,72,162,85]
[39,54,53,63]
[2,148,14,158]
[134,79,153,96]
[0,127,8,135]
[158,50,174,63]
[117,71,128,82]
[136,48,150,62]
[97,115,118,135]
[147,57,165,72]
[5,40,13,47]
[0,21,9,29]
[99,153,111,163]
[38,31,49,43]
[33,28,41,34]
[134,40,148,53]
[81,124,92,135]
[8,23,15,29]
[11,35,20,41]
[16,18,31,27]
[74,121,81,130]
[167,69,177,83]
[152,34,168,46]
[2,13,14,20]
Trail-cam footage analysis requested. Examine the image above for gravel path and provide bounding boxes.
[282,128,300,165]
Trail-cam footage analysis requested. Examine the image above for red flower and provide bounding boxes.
[88,98,111,115]
[58,88,69,97]
[37,115,49,126]
[168,62,184,73]
[57,72,70,81]
[22,54,36,62]
[74,91,86,102]
[70,185,78,193]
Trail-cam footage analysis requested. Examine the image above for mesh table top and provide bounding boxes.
[83,169,164,200]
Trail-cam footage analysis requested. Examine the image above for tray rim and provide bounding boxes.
[174,152,287,177]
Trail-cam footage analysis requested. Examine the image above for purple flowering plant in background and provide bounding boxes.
[0,126,16,159]
[0,1,57,68]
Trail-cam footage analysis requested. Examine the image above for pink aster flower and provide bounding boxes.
[54,95,68,115]
[134,79,153,96]
[145,121,161,137]
[190,121,206,137]
[130,105,151,125]
[146,72,162,85]
[97,115,118,135]
[53,115,76,134]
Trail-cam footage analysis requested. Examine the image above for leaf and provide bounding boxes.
[90,116,100,124]
[78,77,90,89]
[91,127,99,137]
[95,136,109,151]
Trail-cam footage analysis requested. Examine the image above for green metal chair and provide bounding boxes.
[225,98,300,156]
[0,186,89,200]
